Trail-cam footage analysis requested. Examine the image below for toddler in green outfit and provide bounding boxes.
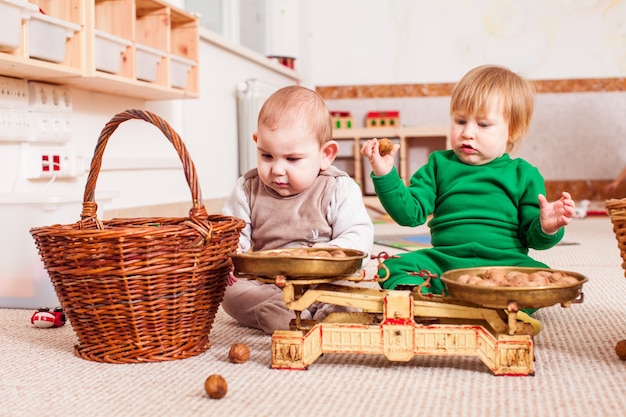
[361,65,575,334]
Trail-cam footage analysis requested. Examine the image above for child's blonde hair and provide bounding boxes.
[450,65,535,153]
[257,85,332,147]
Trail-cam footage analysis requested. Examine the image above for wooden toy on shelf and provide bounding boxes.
[365,111,400,128]
[330,111,354,129]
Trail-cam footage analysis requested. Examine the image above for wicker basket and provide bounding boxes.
[30,109,244,363]
[606,198,626,278]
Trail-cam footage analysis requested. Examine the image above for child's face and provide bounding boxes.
[255,120,327,197]
[449,95,510,166]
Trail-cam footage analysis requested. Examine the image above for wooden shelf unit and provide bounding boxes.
[0,0,199,100]
[332,126,449,195]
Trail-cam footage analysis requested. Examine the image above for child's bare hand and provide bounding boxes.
[361,138,399,176]
[227,270,237,286]
[226,244,244,286]
[538,192,575,234]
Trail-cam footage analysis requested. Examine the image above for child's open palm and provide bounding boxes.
[538,192,575,235]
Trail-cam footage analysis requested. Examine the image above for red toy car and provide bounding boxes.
[31,307,66,328]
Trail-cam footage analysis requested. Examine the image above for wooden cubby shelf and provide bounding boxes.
[0,0,199,100]
[332,126,449,195]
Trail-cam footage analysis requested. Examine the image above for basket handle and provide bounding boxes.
[80,109,209,227]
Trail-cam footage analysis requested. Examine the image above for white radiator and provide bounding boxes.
[236,79,281,175]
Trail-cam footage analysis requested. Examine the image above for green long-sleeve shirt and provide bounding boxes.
[372,150,564,290]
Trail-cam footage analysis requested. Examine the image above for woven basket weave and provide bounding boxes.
[606,198,626,278]
[30,109,244,363]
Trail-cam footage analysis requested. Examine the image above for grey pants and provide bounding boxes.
[221,279,297,334]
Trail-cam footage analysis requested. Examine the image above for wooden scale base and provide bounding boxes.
[263,277,536,376]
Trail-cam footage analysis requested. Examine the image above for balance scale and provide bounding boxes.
[234,251,587,376]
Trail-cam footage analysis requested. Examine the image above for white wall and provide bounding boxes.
[298,0,626,87]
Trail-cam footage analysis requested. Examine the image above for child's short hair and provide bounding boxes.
[450,65,535,152]
[258,85,332,147]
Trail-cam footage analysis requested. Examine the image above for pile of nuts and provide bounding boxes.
[263,248,348,258]
[456,268,580,287]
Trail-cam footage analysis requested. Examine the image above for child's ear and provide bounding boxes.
[253,133,258,143]
[320,140,338,170]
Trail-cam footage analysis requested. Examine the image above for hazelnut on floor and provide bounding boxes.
[228,343,250,363]
[205,374,228,399]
